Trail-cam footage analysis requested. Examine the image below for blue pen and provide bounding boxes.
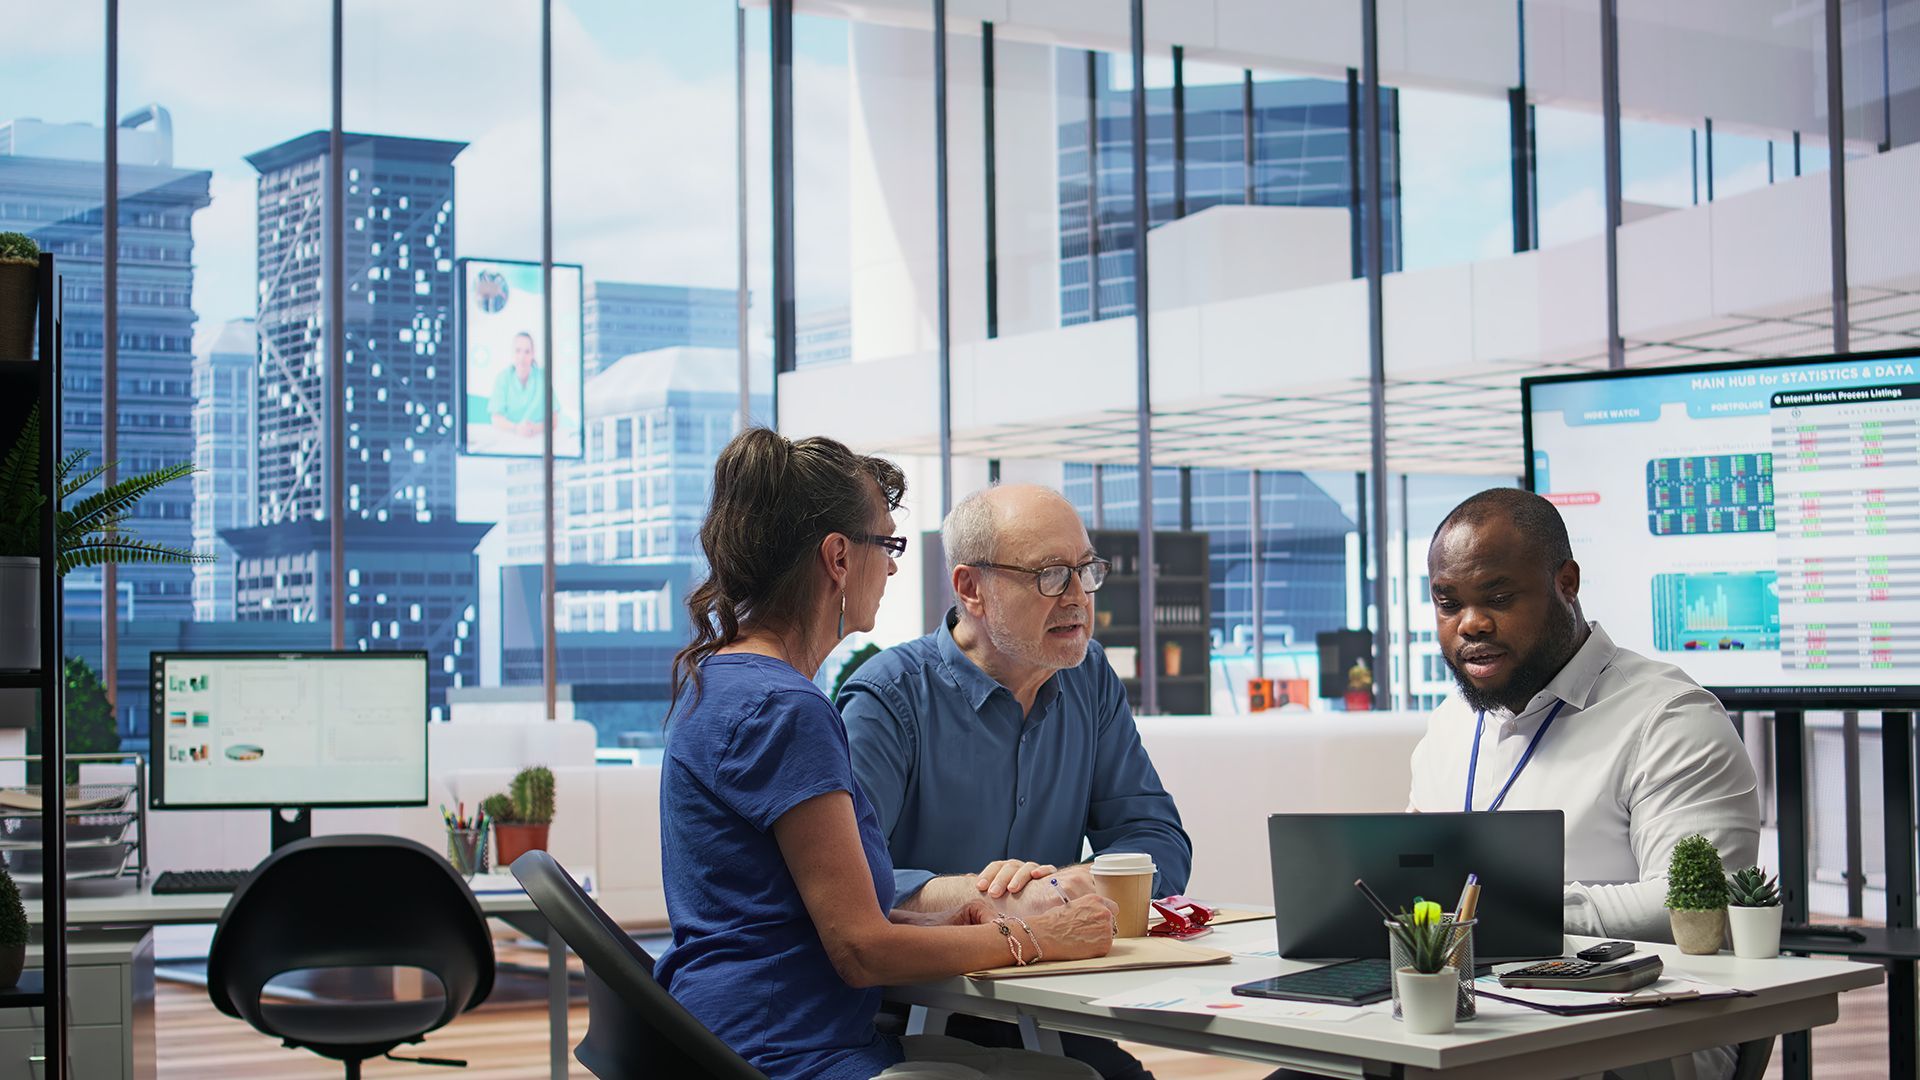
[1049,877,1071,908]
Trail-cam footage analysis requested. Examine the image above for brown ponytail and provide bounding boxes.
[670,428,905,712]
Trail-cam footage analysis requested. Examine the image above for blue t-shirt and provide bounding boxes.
[655,654,902,1080]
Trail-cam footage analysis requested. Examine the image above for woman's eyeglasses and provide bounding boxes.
[852,533,909,557]
[968,558,1110,597]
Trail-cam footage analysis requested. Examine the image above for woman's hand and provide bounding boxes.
[1022,894,1119,962]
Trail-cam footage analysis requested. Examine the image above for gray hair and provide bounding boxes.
[942,487,1001,573]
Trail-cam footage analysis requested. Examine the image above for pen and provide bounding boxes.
[1048,877,1071,909]
[1354,878,1397,923]
[1453,872,1478,921]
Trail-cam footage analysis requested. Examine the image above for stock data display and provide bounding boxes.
[1526,354,1920,705]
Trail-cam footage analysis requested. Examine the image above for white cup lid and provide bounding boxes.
[1091,852,1155,875]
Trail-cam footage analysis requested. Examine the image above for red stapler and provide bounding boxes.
[1148,895,1216,940]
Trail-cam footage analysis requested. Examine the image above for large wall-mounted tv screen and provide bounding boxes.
[1524,350,1920,708]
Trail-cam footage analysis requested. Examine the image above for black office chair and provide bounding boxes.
[206,835,495,1079]
[510,849,766,1079]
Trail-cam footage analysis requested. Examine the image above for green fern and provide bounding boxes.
[0,404,207,571]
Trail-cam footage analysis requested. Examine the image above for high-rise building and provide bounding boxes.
[499,346,766,745]
[191,317,258,622]
[0,112,210,632]
[1056,61,1402,325]
[233,131,481,715]
[795,307,852,368]
[583,282,738,376]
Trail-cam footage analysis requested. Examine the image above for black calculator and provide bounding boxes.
[1497,952,1663,993]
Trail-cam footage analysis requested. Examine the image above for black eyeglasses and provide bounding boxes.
[852,533,908,557]
[968,558,1110,597]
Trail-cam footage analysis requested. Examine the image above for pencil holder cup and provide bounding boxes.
[446,825,489,879]
[1387,916,1476,1023]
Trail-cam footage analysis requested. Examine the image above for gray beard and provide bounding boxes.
[1445,604,1581,715]
[984,608,1089,673]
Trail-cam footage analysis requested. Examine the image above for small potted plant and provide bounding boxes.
[1666,833,1730,955]
[0,863,26,989]
[0,232,36,360]
[1727,865,1783,959]
[1388,900,1458,1035]
[0,405,204,670]
[489,765,554,869]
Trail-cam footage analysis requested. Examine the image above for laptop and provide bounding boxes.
[1267,811,1565,963]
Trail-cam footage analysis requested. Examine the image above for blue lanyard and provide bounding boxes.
[1465,700,1567,812]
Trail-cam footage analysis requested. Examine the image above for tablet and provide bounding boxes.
[1231,957,1394,1006]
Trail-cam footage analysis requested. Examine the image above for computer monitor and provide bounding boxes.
[1524,349,1920,708]
[149,651,429,846]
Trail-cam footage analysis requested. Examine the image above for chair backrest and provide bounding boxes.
[510,850,766,1080]
[207,835,494,1033]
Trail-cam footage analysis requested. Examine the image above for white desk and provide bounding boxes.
[891,922,1884,1079]
[36,879,572,1080]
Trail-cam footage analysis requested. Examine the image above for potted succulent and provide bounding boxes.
[1666,833,1730,955]
[1388,900,1459,1035]
[0,862,26,989]
[0,232,36,360]
[1726,866,1783,959]
[489,765,555,869]
[0,404,204,669]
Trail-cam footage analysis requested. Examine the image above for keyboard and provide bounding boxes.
[152,869,251,895]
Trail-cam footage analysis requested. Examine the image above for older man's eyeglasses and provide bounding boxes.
[852,533,909,557]
[968,558,1110,598]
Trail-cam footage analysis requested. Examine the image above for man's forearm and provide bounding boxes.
[1564,879,1674,942]
[893,874,984,912]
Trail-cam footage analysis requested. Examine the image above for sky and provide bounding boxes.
[2,0,1828,528]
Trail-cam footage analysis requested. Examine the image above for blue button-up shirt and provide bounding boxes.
[837,612,1192,900]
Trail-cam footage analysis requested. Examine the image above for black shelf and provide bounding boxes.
[0,359,40,376]
[1091,527,1213,715]
[0,671,44,689]
[1782,926,1920,961]
[0,970,45,1010]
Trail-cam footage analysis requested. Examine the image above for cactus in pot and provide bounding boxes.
[492,765,555,869]
[1726,865,1784,959]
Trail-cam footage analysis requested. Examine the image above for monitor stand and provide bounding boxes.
[270,807,313,851]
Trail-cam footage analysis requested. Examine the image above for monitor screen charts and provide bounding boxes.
[149,651,430,810]
[1523,349,1920,708]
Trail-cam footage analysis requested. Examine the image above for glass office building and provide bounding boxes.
[0,114,208,634]
[10,4,1918,1072]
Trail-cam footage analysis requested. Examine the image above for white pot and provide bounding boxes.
[1396,967,1459,1035]
[0,557,39,672]
[1728,904,1783,959]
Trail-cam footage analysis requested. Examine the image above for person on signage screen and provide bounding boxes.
[488,331,547,438]
[1406,487,1760,1080]
[839,484,1191,1080]
[656,431,1114,1080]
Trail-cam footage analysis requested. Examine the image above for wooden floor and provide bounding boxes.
[151,976,1274,1079]
[152,973,1892,1080]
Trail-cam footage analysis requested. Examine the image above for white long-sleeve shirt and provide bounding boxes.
[1407,621,1761,943]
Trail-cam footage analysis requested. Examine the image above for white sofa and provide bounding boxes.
[1136,712,1429,906]
[111,711,1429,928]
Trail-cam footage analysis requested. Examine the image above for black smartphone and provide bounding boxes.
[1575,940,1635,962]
[1231,957,1395,1006]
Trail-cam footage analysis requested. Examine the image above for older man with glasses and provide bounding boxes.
[839,484,1190,1080]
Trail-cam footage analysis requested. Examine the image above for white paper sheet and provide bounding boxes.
[1088,977,1367,1023]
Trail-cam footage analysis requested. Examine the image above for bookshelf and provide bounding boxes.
[1089,528,1211,715]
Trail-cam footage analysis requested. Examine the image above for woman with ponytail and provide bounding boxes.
[656,429,1114,1080]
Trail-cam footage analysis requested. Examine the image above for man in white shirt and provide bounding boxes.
[1407,488,1761,942]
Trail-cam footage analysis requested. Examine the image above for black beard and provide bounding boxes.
[1444,605,1581,715]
